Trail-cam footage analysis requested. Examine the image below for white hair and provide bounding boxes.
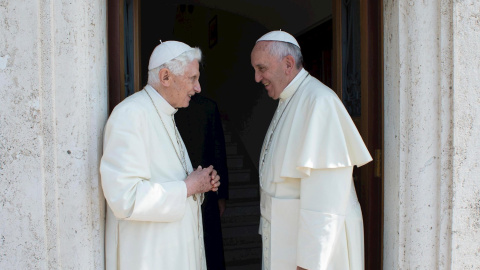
[267,41,303,69]
[148,47,202,86]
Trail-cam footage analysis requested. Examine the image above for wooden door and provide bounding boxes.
[333,0,384,269]
[107,0,142,113]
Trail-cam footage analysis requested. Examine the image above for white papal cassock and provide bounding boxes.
[100,85,206,270]
[259,69,372,270]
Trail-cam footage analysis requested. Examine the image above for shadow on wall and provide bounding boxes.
[141,3,277,170]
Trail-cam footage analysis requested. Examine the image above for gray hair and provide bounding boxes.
[267,41,303,69]
[148,47,202,86]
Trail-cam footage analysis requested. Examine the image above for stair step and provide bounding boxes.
[224,245,262,265]
[227,197,261,204]
[222,201,260,217]
[223,234,261,247]
[222,215,259,226]
[226,199,259,207]
[226,261,262,270]
[222,218,259,230]
[229,185,259,200]
[228,169,252,184]
[222,219,259,232]
[224,241,261,252]
[227,155,244,169]
[222,223,259,238]
[226,142,238,155]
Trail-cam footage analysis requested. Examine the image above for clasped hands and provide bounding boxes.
[185,165,221,197]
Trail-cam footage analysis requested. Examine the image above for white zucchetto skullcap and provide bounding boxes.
[256,30,300,48]
[148,40,194,70]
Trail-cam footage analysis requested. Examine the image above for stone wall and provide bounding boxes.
[451,1,480,268]
[384,0,480,268]
[0,1,108,269]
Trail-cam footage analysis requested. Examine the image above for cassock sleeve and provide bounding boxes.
[296,166,354,269]
[100,104,187,223]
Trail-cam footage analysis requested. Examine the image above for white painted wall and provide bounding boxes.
[0,1,108,269]
[384,0,480,268]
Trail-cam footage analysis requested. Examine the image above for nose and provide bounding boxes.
[254,70,262,83]
[194,81,201,93]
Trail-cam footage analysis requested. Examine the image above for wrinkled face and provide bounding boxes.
[251,42,290,100]
[169,60,201,108]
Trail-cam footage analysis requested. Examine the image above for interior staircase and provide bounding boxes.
[221,125,262,270]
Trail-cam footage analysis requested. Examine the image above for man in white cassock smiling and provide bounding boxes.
[100,41,221,270]
[251,31,373,270]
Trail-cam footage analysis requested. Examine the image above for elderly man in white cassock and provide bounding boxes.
[100,40,220,270]
[251,31,372,270]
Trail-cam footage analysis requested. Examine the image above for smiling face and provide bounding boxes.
[251,42,291,100]
[165,60,201,108]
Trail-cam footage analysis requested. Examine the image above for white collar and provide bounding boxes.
[144,85,178,115]
[279,68,308,101]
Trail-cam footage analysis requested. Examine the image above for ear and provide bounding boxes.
[159,68,171,87]
[284,55,296,75]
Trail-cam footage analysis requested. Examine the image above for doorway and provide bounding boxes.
[107,0,383,269]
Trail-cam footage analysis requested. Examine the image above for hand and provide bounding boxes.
[209,168,221,192]
[218,199,226,217]
[185,165,216,197]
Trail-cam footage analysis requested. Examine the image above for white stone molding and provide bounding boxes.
[384,0,480,269]
[0,1,108,269]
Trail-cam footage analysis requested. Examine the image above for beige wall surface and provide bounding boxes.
[384,0,480,269]
[0,0,108,269]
